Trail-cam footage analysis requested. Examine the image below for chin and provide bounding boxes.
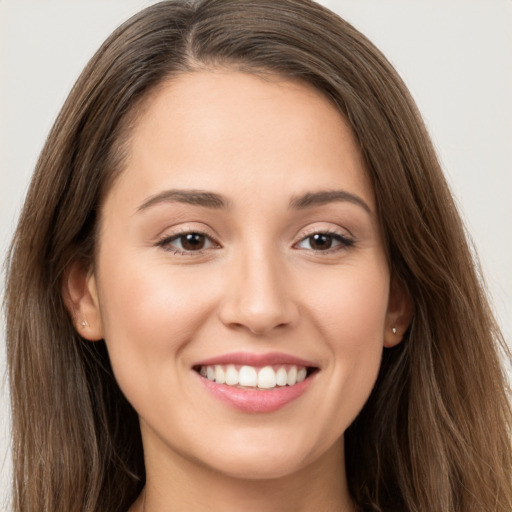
[193,430,341,482]
[208,452,311,481]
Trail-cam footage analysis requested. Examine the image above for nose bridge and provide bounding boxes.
[219,241,298,334]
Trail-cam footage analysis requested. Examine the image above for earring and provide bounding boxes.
[392,327,397,335]
[80,320,88,328]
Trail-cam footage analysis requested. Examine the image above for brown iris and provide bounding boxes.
[180,233,206,251]
[308,233,335,250]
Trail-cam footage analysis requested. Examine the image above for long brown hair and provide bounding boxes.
[5,1,511,511]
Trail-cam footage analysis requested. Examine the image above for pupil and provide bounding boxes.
[182,233,205,250]
[311,233,331,250]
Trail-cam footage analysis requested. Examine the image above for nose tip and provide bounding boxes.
[218,258,299,336]
[224,301,296,336]
[220,303,298,336]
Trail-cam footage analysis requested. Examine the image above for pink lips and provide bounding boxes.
[193,351,318,414]
[195,351,315,368]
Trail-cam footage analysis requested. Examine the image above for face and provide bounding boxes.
[73,71,408,481]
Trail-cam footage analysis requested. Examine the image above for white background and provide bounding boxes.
[1,1,511,508]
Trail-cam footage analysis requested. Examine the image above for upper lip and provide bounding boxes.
[193,351,318,368]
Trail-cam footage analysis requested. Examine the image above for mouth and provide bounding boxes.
[193,364,318,390]
[192,352,319,413]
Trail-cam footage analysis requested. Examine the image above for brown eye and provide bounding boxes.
[296,232,354,252]
[308,233,334,250]
[158,232,217,253]
[180,233,206,251]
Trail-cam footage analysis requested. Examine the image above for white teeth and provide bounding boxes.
[276,367,288,386]
[199,364,311,389]
[214,365,225,384]
[258,366,276,389]
[225,364,239,386]
[239,365,258,387]
[297,367,307,382]
[287,366,297,386]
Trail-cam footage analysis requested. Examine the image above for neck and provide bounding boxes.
[132,437,355,512]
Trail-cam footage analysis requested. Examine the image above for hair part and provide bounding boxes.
[5,1,511,511]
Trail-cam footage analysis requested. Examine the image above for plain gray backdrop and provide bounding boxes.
[1,1,511,508]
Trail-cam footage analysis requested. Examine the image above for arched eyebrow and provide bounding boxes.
[135,188,371,214]
[289,190,372,215]
[136,189,230,212]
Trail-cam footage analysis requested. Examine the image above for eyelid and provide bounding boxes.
[153,223,355,255]
[155,224,221,254]
[293,225,355,252]
[295,223,354,241]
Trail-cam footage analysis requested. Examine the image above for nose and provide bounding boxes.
[218,248,299,335]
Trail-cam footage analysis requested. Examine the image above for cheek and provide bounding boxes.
[302,260,389,423]
[305,257,390,342]
[96,251,216,390]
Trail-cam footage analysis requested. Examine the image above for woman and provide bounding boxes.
[4,0,511,511]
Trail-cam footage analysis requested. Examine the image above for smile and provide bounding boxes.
[197,364,309,389]
[193,352,319,413]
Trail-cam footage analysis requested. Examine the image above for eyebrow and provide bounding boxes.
[289,190,372,214]
[136,188,371,215]
[136,189,230,212]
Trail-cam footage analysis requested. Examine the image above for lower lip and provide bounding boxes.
[197,373,315,413]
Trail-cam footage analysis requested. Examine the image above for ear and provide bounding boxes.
[383,277,413,348]
[62,260,104,341]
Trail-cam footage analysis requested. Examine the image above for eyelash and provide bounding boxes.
[156,228,355,256]
[156,230,220,255]
[293,229,355,253]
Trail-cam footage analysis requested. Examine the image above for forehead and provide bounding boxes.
[104,70,374,214]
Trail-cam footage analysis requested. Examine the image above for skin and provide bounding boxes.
[66,71,411,511]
